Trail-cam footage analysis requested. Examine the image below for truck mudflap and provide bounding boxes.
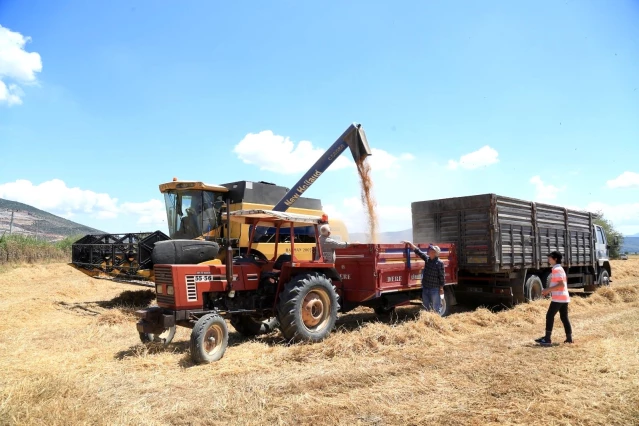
[135,307,176,333]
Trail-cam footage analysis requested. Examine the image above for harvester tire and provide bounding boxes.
[278,273,339,343]
[139,325,176,347]
[230,316,280,337]
[190,314,229,364]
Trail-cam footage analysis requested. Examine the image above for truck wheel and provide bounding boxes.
[189,314,228,364]
[139,325,176,347]
[525,275,543,302]
[230,315,280,337]
[278,273,340,343]
[598,270,610,286]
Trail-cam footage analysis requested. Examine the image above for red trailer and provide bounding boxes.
[135,209,457,364]
[335,243,457,315]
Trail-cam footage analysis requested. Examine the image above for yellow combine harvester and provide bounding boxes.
[70,123,370,283]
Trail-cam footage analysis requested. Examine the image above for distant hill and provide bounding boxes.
[622,237,639,254]
[0,198,103,242]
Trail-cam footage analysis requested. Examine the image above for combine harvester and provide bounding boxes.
[70,123,371,282]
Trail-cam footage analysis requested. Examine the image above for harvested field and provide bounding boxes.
[1,261,638,426]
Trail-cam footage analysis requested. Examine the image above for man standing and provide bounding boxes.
[318,224,350,263]
[402,241,445,313]
[536,251,573,345]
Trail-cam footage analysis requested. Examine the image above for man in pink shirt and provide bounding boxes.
[535,251,573,346]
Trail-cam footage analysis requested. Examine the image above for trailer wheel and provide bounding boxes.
[230,315,280,337]
[139,325,176,347]
[525,275,543,302]
[598,270,610,287]
[278,273,339,343]
[189,314,228,364]
[439,287,454,317]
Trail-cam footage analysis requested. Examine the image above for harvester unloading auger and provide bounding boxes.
[70,123,371,283]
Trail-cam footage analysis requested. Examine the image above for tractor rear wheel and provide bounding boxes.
[230,315,279,337]
[139,325,176,347]
[278,273,339,343]
[189,314,229,364]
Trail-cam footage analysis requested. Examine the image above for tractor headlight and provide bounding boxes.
[156,284,163,294]
[167,285,174,295]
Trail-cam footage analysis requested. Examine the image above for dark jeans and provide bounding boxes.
[546,301,572,337]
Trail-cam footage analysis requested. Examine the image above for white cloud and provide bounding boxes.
[233,130,414,178]
[365,148,415,178]
[0,25,42,106]
[324,197,412,237]
[606,171,639,189]
[120,199,166,226]
[447,146,499,170]
[233,130,351,174]
[0,179,119,219]
[0,179,165,228]
[585,201,639,234]
[529,175,564,201]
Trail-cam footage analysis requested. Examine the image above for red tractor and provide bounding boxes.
[135,209,458,364]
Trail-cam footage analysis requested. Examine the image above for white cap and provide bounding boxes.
[319,224,330,236]
[428,245,441,255]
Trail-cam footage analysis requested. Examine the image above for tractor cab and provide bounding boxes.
[229,208,330,276]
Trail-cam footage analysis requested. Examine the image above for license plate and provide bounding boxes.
[467,287,484,293]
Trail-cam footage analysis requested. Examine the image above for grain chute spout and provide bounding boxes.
[272,123,371,212]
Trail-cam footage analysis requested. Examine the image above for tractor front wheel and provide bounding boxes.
[278,273,339,343]
[189,314,229,364]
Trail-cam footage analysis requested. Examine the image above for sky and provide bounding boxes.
[1,0,638,237]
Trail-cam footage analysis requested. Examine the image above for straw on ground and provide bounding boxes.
[0,259,638,426]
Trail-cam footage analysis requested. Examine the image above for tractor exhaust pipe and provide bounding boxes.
[272,123,372,212]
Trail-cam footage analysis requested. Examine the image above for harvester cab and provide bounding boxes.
[159,179,230,242]
[136,208,342,364]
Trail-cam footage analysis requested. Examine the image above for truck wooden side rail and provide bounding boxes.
[412,194,612,306]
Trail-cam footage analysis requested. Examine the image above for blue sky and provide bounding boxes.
[1,0,638,236]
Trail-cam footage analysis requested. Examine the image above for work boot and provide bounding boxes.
[564,335,573,344]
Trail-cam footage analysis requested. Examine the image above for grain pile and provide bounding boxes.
[0,259,638,425]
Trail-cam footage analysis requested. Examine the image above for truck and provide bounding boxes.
[136,208,458,363]
[411,194,614,307]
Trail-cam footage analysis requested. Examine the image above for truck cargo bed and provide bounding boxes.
[412,194,594,273]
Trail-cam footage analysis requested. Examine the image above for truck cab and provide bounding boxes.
[593,224,612,285]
